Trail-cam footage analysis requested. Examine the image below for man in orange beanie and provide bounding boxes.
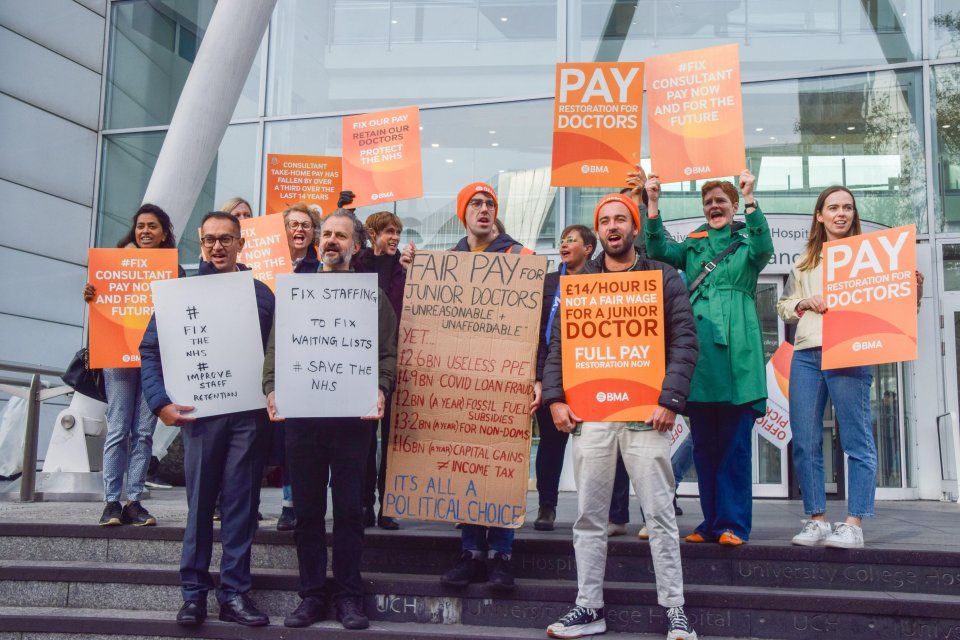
[447,182,534,253]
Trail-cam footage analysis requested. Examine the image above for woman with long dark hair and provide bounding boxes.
[83,204,178,527]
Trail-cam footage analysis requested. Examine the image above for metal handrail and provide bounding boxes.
[0,361,74,502]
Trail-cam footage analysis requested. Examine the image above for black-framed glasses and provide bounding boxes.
[286,221,314,231]
[467,198,496,210]
[200,234,239,248]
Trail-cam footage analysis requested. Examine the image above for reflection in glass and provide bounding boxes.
[264,101,557,252]
[104,0,261,129]
[97,125,258,264]
[943,244,960,290]
[755,282,782,484]
[931,1,960,58]
[268,0,558,116]
[933,65,960,231]
[872,363,902,488]
[577,0,920,76]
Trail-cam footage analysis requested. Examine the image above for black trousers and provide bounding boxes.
[180,411,262,603]
[286,417,373,601]
[363,394,393,512]
[535,404,569,508]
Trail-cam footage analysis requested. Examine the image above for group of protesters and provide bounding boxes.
[80,165,916,639]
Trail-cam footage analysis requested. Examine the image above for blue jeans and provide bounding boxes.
[687,403,755,541]
[789,348,876,519]
[102,367,155,502]
[461,525,514,556]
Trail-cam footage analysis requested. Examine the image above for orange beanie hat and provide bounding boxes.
[456,182,498,226]
[593,193,641,231]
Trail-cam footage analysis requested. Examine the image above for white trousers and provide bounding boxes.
[572,422,684,609]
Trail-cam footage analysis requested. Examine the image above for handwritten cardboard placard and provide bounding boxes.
[646,43,745,184]
[559,271,665,422]
[150,271,266,417]
[238,215,293,292]
[551,62,644,187]
[754,341,793,448]
[88,248,178,369]
[273,273,380,418]
[341,106,423,207]
[822,225,917,369]
[383,251,547,527]
[265,154,342,215]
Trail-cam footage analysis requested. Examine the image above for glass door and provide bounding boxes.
[938,297,960,500]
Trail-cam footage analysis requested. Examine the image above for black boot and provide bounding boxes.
[534,505,556,531]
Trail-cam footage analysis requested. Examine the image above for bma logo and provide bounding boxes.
[580,164,610,174]
[595,391,630,403]
[852,340,882,352]
[683,165,712,176]
[371,192,395,201]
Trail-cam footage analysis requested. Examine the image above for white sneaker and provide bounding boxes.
[824,522,864,549]
[638,525,649,540]
[547,605,606,638]
[791,519,831,546]
[607,522,627,537]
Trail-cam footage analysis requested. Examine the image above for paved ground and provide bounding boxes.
[1,481,957,551]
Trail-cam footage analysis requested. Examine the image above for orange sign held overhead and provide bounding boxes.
[822,225,918,369]
[237,215,293,291]
[646,43,745,184]
[551,62,644,187]
[342,106,423,208]
[560,271,665,421]
[88,248,179,369]
[265,154,341,215]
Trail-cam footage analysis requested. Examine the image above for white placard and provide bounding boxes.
[150,270,267,418]
[669,413,691,456]
[274,272,380,418]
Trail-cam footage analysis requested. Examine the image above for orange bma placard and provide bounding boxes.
[646,43,745,184]
[342,106,423,208]
[237,215,293,292]
[265,154,342,215]
[822,225,918,370]
[551,62,644,187]
[88,248,179,369]
[560,271,665,421]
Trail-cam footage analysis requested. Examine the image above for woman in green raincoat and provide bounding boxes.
[644,169,773,546]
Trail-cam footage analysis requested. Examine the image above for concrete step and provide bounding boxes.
[1,560,958,639]
[1,522,959,596]
[0,606,675,640]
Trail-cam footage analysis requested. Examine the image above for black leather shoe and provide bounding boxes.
[176,600,206,626]
[218,593,269,627]
[488,552,515,590]
[534,505,556,531]
[335,597,369,630]
[277,506,297,531]
[441,551,487,587]
[378,514,400,530]
[284,596,326,628]
[674,496,683,517]
[363,506,376,528]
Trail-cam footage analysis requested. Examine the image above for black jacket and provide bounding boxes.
[541,252,698,415]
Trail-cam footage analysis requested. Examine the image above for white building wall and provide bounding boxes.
[0,0,107,462]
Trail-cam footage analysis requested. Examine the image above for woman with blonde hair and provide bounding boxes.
[220,197,253,219]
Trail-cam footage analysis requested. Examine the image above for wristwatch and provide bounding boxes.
[744,199,759,212]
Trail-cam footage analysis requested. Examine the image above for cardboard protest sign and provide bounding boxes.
[383,251,547,527]
[273,273,380,418]
[551,62,644,187]
[342,106,422,207]
[559,271,665,422]
[822,225,917,369]
[238,215,293,292]
[754,342,793,448]
[87,248,178,369]
[150,270,266,417]
[646,43,745,184]
[265,154,341,215]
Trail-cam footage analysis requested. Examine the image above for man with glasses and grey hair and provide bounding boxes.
[140,211,276,628]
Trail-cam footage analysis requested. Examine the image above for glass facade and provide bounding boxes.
[97,0,960,497]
